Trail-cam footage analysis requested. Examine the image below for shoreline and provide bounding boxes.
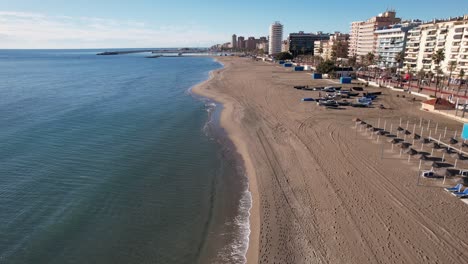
[191,58,260,264]
[191,56,468,263]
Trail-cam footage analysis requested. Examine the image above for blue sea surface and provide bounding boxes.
[0,50,250,264]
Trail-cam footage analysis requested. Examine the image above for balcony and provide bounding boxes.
[452,47,460,53]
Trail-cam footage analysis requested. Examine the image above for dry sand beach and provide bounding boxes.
[193,57,468,264]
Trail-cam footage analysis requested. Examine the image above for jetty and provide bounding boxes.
[96,48,213,56]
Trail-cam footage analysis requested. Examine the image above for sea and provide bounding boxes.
[0,49,251,264]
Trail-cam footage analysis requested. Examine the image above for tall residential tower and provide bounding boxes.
[348,11,401,60]
[269,22,283,55]
[232,34,237,49]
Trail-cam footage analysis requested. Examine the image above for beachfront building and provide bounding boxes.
[269,21,283,55]
[232,34,237,49]
[314,40,327,59]
[281,40,289,52]
[246,37,257,50]
[313,32,349,60]
[256,42,269,52]
[348,11,402,61]
[403,15,468,79]
[237,36,245,49]
[348,21,362,57]
[288,31,330,56]
[375,21,421,69]
[256,37,269,52]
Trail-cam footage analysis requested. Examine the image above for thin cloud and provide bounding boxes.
[0,11,227,48]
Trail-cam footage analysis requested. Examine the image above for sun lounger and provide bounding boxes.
[445,183,462,192]
[452,188,468,198]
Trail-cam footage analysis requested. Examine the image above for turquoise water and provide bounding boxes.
[0,50,250,264]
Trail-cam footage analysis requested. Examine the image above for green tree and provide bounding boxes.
[330,49,337,62]
[348,55,357,67]
[395,51,405,69]
[459,69,466,97]
[274,52,293,61]
[406,65,413,89]
[432,48,445,97]
[417,69,426,90]
[447,60,457,86]
[316,60,336,74]
[366,52,375,66]
[291,45,297,57]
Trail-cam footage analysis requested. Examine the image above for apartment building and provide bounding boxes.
[288,31,330,55]
[269,21,283,55]
[404,15,468,78]
[348,11,402,60]
[314,32,349,60]
[375,21,421,69]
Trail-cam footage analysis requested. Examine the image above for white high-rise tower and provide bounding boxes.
[232,34,237,49]
[269,22,283,55]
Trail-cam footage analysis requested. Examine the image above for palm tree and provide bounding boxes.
[406,65,413,90]
[366,52,375,66]
[395,51,405,69]
[447,60,457,86]
[291,45,297,58]
[432,49,445,97]
[348,55,357,68]
[417,69,426,91]
[459,69,467,97]
[365,52,376,79]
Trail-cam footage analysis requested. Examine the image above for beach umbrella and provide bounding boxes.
[413,134,421,140]
[417,154,429,160]
[405,148,418,156]
[420,138,431,144]
[400,142,411,149]
[442,147,455,154]
[450,138,458,145]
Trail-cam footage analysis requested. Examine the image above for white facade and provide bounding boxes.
[269,22,283,55]
[348,11,401,61]
[376,22,421,69]
[404,15,468,78]
[348,21,362,57]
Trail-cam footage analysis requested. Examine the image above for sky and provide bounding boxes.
[0,0,467,49]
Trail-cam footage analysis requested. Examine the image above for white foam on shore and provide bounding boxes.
[216,178,252,264]
[189,58,253,263]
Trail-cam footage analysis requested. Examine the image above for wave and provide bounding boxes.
[217,182,252,264]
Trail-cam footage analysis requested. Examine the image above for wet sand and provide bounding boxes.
[193,57,468,264]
